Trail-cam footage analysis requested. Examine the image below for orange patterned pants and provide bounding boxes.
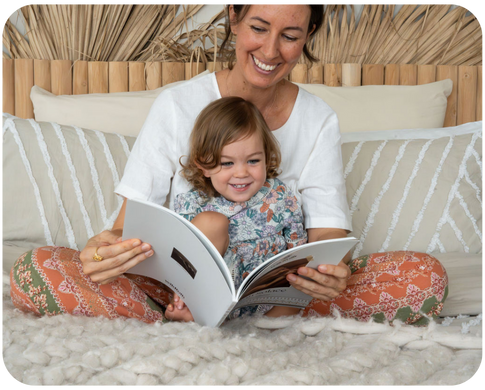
[10,247,448,325]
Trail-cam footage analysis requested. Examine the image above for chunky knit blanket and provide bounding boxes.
[3,272,481,386]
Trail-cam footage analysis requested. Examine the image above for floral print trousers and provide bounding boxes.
[10,247,448,326]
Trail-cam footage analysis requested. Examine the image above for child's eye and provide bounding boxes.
[248,159,260,165]
[221,161,233,167]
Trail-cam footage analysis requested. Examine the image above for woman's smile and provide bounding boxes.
[252,54,279,73]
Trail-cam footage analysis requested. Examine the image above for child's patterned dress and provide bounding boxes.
[174,178,308,316]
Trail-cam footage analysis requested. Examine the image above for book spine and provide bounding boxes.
[216,302,237,327]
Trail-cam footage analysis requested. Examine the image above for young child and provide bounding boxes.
[166,97,307,321]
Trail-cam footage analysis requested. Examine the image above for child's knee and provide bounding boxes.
[192,212,229,255]
[192,211,229,234]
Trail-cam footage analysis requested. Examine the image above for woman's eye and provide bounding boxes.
[251,25,266,33]
[283,34,298,42]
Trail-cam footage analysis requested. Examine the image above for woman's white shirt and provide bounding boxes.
[115,72,352,231]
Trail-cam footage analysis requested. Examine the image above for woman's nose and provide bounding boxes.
[261,33,279,60]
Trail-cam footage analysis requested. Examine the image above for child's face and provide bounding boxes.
[202,133,267,203]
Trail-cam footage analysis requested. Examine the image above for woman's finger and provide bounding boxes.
[287,274,340,301]
[84,241,149,271]
[94,239,150,261]
[86,248,154,284]
[294,266,341,289]
[316,263,351,280]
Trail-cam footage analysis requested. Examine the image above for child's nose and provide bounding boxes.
[234,164,248,177]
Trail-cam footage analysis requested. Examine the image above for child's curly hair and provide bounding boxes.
[180,97,281,198]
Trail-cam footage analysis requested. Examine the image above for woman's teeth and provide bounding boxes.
[253,56,277,71]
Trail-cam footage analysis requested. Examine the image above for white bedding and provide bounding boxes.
[3,246,483,386]
[3,267,482,385]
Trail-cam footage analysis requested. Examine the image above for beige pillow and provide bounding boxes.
[31,70,210,137]
[433,252,482,317]
[299,79,453,132]
[342,121,482,257]
[3,115,136,250]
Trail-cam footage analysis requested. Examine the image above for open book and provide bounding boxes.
[123,199,359,327]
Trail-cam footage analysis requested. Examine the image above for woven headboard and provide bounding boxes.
[2,59,482,127]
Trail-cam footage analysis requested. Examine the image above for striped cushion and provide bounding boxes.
[3,115,482,257]
[342,122,482,257]
[3,115,135,250]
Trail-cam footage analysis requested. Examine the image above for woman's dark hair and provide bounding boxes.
[220,5,324,68]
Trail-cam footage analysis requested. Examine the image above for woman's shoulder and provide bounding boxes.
[153,72,219,106]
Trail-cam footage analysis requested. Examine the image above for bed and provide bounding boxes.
[3,59,482,385]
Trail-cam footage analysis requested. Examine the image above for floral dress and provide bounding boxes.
[174,178,308,293]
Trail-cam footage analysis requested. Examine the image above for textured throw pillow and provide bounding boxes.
[3,115,136,250]
[299,79,453,132]
[31,70,210,137]
[342,121,482,258]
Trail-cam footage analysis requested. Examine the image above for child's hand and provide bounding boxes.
[165,294,194,322]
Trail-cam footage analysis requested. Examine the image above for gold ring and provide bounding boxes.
[93,247,103,262]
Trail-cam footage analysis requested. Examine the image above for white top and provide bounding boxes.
[116,72,352,231]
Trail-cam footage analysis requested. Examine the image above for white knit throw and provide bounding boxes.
[3,272,481,386]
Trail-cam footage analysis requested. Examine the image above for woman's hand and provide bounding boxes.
[286,260,350,301]
[79,229,154,285]
[288,227,351,301]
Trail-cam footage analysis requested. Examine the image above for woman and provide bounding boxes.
[11,5,448,325]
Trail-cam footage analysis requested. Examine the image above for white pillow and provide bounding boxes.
[299,79,453,132]
[342,121,482,257]
[31,70,210,137]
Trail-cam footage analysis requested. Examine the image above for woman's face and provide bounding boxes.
[230,5,312,90]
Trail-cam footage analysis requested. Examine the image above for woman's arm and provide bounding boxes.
[286,227,351,301]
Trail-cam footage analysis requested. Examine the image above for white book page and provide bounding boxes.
[166,206,234,291]
[123,199,235,327]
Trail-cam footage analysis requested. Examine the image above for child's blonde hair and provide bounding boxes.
[180,97,281,198]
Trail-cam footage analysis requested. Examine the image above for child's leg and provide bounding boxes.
[191,211,230,256]
[166,211,229,322]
